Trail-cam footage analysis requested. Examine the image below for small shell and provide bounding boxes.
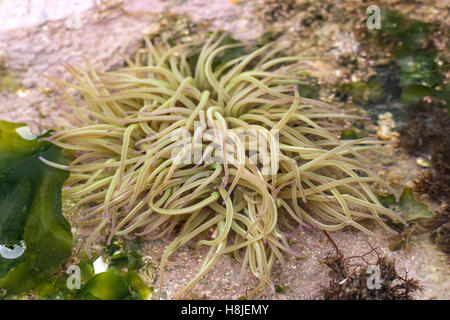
[416,156,431,167]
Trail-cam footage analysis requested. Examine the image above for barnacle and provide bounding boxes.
[44,33,404,298]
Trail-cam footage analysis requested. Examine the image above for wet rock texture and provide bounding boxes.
[0,0,448,299]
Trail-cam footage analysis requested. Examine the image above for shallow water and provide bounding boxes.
[0,0,448,300]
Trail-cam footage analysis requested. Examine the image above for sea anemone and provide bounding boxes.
[44,32,405,298]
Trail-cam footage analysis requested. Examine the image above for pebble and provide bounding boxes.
[142,23,161,36]
[376,112,399,141]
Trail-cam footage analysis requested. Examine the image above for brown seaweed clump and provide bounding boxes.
[400,101,449,260]
[427,206,450,263]
[321,245,422,300]
[413,169,449,202]
[400,101,450,202]
[400,101,450,155]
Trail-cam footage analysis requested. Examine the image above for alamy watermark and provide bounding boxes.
[366,265,381,289]
[66,264,81,290]
[366,5,381,30]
